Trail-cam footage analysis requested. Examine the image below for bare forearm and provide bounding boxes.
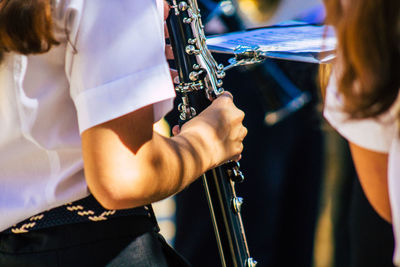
[82,94,245,210]
[131,132,211,205]
[83,129,211,210]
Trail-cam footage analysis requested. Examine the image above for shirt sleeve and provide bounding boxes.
[323,74,398,153]
[64,0,175,133]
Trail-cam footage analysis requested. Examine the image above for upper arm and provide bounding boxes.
[65,1,176,209]
[81,105,155,209]
[349,142,391,223]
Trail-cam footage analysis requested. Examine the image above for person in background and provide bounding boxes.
[323,0,400,266]
[0,0,247,266]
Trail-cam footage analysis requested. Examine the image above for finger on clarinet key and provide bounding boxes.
[165,44,174,60]
[172,125,181,136]
[170,69,179,84]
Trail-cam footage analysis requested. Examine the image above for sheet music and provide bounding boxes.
[206,24,336,63]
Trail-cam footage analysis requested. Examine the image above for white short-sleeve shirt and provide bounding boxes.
[324,75,400,266]
[0,0,175,231]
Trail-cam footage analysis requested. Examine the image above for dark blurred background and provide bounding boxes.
[159,1,396,267]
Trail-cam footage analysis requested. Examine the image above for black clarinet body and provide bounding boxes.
[166,1,256,266]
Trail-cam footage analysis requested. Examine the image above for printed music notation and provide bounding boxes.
[206,22,336,64]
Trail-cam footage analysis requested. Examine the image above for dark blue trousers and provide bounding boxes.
[0,215,190,267]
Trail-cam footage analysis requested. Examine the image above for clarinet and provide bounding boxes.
[166,1,256,266]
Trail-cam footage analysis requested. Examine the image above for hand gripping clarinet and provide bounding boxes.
[166,1,257,266]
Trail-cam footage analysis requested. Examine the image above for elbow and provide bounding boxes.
[91,186,146,210]
[87,173,153,211]
[92,192,129,211]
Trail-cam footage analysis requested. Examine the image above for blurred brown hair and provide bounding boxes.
[0,0,59,62]
[324,0,400,118]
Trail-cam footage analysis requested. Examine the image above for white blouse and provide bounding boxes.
[324,76,400,266]
[0,0,175,231]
